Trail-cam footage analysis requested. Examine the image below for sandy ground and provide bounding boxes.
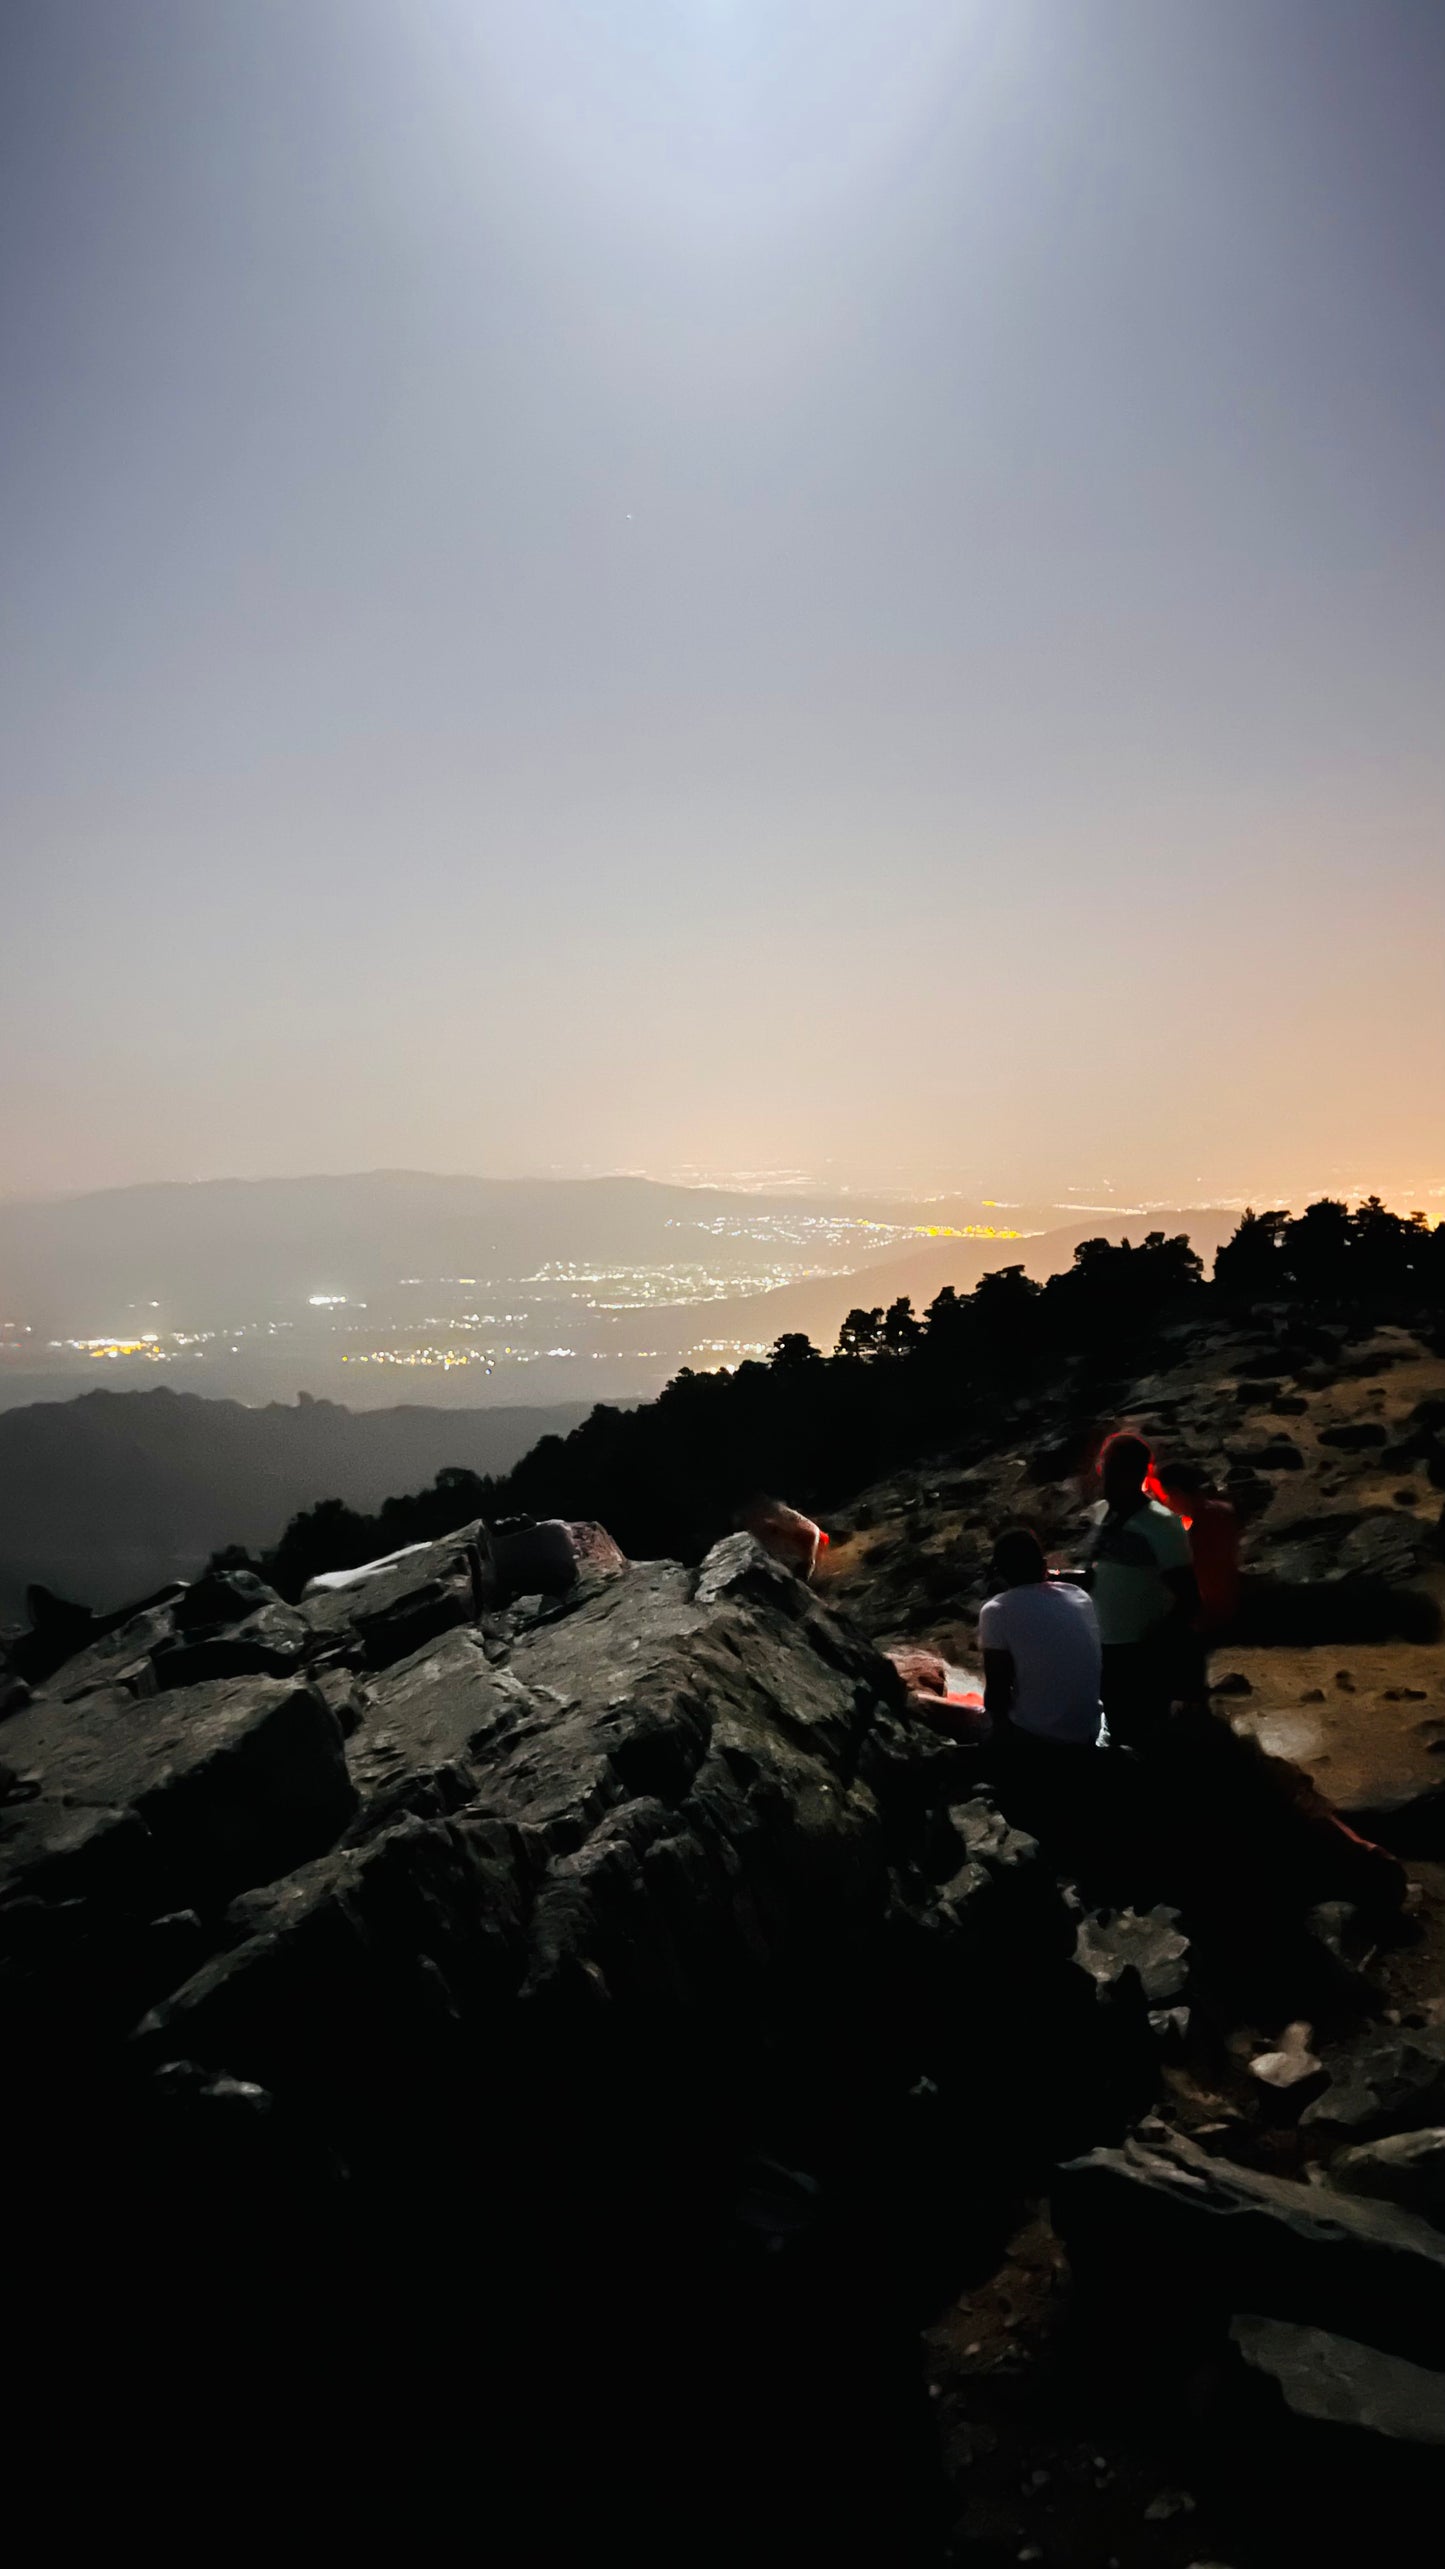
[1220,1632,1444,1814]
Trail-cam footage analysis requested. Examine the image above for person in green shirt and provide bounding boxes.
[1085,1431,1199,1747]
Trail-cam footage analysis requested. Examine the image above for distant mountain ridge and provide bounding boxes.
[0,1169,1015,1335]
[0,1389,599,1614]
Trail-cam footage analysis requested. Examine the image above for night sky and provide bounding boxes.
[3,2,1442,1205]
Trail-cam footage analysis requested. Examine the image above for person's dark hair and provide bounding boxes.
[1157,1458,1211,1497]
[1099,1429,1151,1485]
[991,1525,1047,1586]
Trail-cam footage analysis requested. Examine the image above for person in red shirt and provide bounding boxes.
[1150,1461,1241,1638]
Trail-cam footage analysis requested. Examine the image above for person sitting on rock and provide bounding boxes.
[1084,1432,1199,1748]
[980,1528,1110,1861]
[739,1495,827,1582]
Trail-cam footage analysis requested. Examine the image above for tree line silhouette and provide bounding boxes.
[250,1200,1445,1599]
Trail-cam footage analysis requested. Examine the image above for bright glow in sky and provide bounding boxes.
[1,1,1442,1204]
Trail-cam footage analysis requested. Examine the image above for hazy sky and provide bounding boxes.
[3,1,1442,1207]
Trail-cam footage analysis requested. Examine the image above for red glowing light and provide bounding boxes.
[1144,1467,1192,1530]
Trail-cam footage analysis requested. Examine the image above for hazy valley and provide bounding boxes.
[0,1171,1237,1611]
[0,1169,1232,1412]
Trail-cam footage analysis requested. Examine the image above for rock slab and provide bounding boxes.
[1053,2125,1445,2372]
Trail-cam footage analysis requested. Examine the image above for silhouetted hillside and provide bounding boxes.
[0,1390,599,1613]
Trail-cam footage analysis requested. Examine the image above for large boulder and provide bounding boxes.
[297,1524,484,1667]
[1337,1512,1437,1584]
[1228,2312,1445,2449]
[0,1673,357,1928]
[1250,1506,1433,1586]
[5,1533,1084,2557]
[1052,2125,1445,2373]
[149,1601,316,1689]
[1300,2027,1445,2143]
[293,1516,627,1674]
[339,1621,532,1820]
[1220,2316,1445,2532]
[0,1673,357,2073]
[486,1515,628,1597]
[32,1602,177,1703]
[1327,2127,1445,2227]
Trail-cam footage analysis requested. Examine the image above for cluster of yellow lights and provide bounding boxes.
[891,1223,1022,1240]
[343,1348,498,1369]
[342,1345,663,1366]
[50,1330,225,1359]
[531,1261,822,1305]
[55,1334,165,1358]
[680,1213,1026,1249]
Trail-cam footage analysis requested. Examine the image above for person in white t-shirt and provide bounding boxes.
[978,1526,1111,1872]
[978,1526,1107,1748]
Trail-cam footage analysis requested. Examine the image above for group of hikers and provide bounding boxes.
[749,1431,1241,1783]
[955,1432,1229,1870]
[946,1430,1404,1922]
[740,1440,1406,1922]
[979,1429,1239,1762]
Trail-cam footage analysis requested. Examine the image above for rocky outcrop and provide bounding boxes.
[1,1527,1095,2556]
[9,1301,1445,2559]
[1,1670,356,1915]
[1048,2128,1445,2536]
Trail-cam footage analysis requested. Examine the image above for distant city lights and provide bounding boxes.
[342,1349,496,1371]
[12,1206,1030,1394]
[672,1214,1024,1248]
